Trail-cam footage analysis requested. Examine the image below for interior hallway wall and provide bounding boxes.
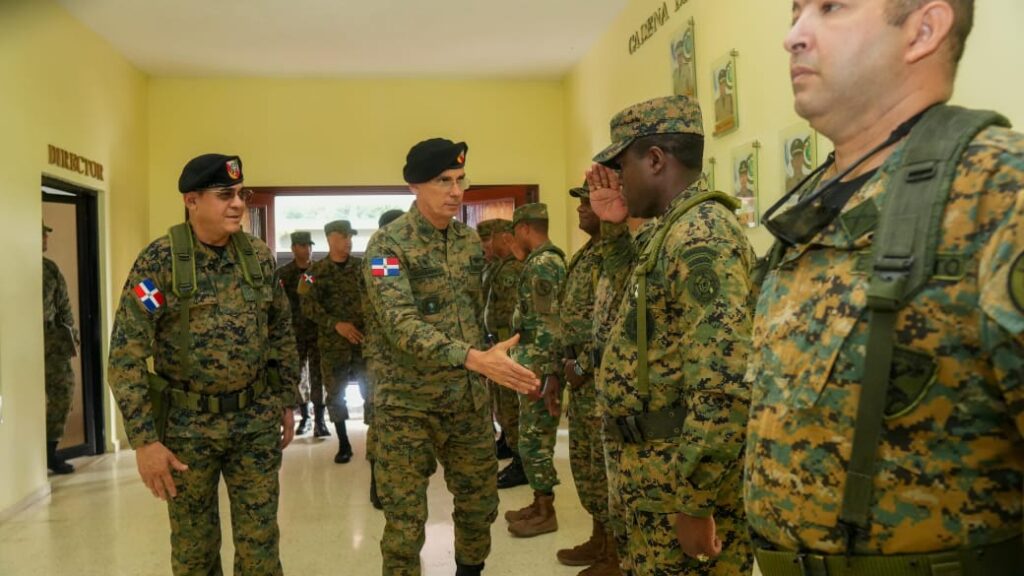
[563,0,1024,253]
[0,0,149,515]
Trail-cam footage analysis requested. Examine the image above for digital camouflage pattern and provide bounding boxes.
[593,95,705,165]
[43,256,77,441]
[598,178,755,575]
[512,240,566,493]
[275,259,323,406]
[362,202,496,576]
[107,223,300,575]
[558,239,609,524]
[485,255,525,450]
[745,125,1024,555]
[300,255,365,422]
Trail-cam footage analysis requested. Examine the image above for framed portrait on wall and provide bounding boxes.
[732,141,759,228]
[779,123,819,199]
[670,19,697,98]
[712,51,739,136]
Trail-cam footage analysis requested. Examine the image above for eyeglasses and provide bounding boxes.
[204,187,255,203]
[431,175,471,191]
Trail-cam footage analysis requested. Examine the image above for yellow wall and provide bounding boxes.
[148,78,569,248]
[0,0,149,514]
[564,0,1024,253]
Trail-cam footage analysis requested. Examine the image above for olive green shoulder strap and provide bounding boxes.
[229,231,265,288]
[841,105,1010,545]
[635,191,741,402]
[167,223,196,382]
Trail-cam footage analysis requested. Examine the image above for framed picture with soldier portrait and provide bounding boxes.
[703,156,717,191]
[670,19,697,98]
[779,123,819,207]
[732,141,759,228]
[712,51,739,137]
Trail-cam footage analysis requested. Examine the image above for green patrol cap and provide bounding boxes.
[43,221,53,234]
[593,95,704,166]
[513,203,548,226]
[494,219,514,234]
[324,220,357,237]
[569,180,590,199]
[290,231,314,245]
[476,219,498,239]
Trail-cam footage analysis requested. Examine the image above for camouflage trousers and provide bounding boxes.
[605,440,752,576]
[490,380,520,451]
[518,392,561,492]
[568,381,609,524]
[319,352,366,422]
[364,358,379,462]
[164,425,283,576]
[296,337,323,406]
[44,351,74,441]
[375,394,498,576]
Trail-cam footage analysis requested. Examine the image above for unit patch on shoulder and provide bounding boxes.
[682,246,720,305]
[1010,251,1024,313]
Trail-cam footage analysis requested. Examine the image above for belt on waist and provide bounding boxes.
[167,373,268,414]
[755,536,1023,576]
[603,406,686,444]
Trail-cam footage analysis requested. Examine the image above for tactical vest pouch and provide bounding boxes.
[603,406,686,444]
[147,372,172,442]
[755,535,1023,576]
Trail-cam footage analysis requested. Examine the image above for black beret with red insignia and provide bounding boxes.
[403,138,468,184]
[178,153,244,193]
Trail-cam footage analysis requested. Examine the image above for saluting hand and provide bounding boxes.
[136,441,189,501]
[335,321,364,345]
[586,164,628,224]
[465,334,540,395]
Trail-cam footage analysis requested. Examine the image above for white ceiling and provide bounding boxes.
[56,0,629,78]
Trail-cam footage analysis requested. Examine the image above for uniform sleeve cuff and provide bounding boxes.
[447,341,472,367]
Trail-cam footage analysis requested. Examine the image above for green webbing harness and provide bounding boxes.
[635,190,741,402]
[167,223,266,384]
[839,106,1010,548]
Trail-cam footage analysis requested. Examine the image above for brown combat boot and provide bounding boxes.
[556,517,604,566]
[578,531,623,576]
[508,492,557,537]
[504,491,541,523]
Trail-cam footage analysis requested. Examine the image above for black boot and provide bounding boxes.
[455,562,484,576]
[497,454,528,489]
[370,460,382,510]
[334,421,353,464]
[495,431,514,460]
[295,403,312,435]
[313,404,331,438]
[47,441,74,475]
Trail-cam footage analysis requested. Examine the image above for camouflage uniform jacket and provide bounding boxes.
[362,202,489,412]
[484,256,524,342]
[512,241,567,377]
[300,255,364,363]
[275,259,318,343]
[43,257,77,358]
[108,225,300,448]
[745,125,1024,554]
[558,239,602,374]
[598,178,755,515]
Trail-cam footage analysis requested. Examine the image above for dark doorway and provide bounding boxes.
[41,177,104,460]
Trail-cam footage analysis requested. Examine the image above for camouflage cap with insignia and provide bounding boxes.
[513,203,548,226]
[290,231,314,245]
[324,220,357,236]
[593,95,704,166]
[177,153,244,193]
[476,219,498,239]
[569,179,590,199]
[494,219,514,234]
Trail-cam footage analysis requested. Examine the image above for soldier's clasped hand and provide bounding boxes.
[465,333,540,395]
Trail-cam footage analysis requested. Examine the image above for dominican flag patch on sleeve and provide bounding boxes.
[133,278,165,312]
[371,257,401,277]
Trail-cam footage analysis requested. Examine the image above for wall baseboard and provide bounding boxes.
[0,484,51,525]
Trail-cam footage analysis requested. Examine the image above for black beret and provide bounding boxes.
[178,153,244,193]
[403,138,468,184]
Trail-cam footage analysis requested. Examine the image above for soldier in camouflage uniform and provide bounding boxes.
[587,95,755,575]
[746,3,1024,574]
[300,219,364,463]
[487,219,528,488]
[363,138,539,576]
[504,202,567,538]
[274,230,320,436]
[42,222,78,475]
[363,208,405,511]
[107,153,300,576]
[554,182,613,572]
[478,219,515,461]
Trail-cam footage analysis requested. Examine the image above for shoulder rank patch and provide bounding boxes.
[133,278,165,312]
[1010,251,1024,313]
[682,246,720,305]
[371,257,401,277]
